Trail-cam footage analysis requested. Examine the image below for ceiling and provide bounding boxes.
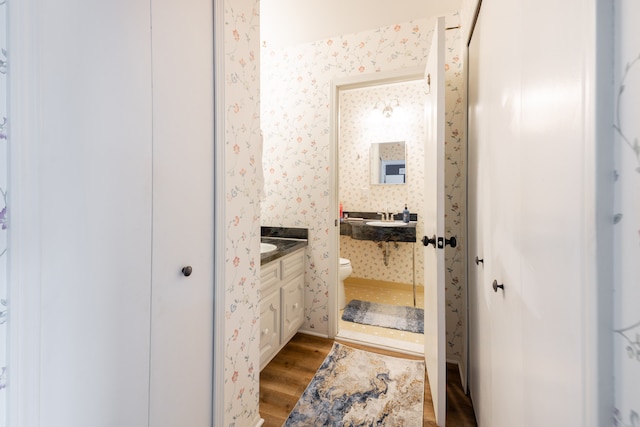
[261,0,462,49]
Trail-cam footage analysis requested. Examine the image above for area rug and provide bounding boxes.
[341,299,424,334]
[283,342,425,426]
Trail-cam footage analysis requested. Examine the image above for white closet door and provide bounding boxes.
[148,0,215,425]
[35,1,154,425]
[468,1,525,425]
[467,0,606,424]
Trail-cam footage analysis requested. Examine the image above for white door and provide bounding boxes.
[422,16,446,427]
[468,0,608,424]
[468,1,524,426]
[148,0,215,425]
[32,1,154,425]
[14,0,215,425]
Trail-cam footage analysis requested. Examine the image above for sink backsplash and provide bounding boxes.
[261,226,308,240]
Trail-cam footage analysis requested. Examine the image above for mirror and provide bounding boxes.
[370,141,406,185]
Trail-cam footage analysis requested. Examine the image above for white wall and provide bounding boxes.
[261,0,461,49]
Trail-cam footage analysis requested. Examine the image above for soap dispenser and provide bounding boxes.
[402,204,410,223]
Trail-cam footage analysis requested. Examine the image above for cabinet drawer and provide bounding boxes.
[281,250,304,281]
[260,261,280,291]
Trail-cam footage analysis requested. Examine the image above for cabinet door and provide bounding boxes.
[260,289,281,369]
[281,276,305,344]
[148,0,214,425]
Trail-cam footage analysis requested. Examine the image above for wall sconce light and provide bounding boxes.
[374,99,400,118]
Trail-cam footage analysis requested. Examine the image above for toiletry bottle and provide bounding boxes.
[339,202,343,222]
[402,204,410,223]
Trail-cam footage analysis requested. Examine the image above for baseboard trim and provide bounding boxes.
[297,328,330,339]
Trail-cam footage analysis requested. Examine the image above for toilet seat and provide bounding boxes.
[339,257,351,266]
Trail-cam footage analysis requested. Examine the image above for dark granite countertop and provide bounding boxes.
[260,237,307,265]
[339,212,418,242]
[260,226,308,265]
[349,220,417,243]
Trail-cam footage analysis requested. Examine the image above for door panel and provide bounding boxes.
[423,16,446,427]
[37,1,153,424]
[148,0,215,425]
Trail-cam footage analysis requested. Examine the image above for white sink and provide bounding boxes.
[365,221,408,227]
[260,242,278,254]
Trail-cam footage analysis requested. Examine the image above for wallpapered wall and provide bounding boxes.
[0,0,7,424]
[261,15,467,365]
[223,0,262,425]
[339,80,426,286]
[614,0,640,424]
[442,25,466,365]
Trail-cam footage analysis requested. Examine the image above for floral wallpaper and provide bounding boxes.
[339,80,426,286]
[223,0,262,425]
[613,0,640,424]
[442,25,466,368]
[261,14,467,366]
[0,0,7,424]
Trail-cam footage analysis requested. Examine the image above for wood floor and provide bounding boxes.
[259,333,477,426]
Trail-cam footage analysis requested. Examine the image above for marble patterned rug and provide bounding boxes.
[342,299,425,334]
[283,342,425,426]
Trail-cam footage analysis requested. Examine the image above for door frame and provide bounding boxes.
[212,0,226,424]
[327,66,426,341]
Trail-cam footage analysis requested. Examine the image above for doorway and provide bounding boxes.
[330,70,427,355]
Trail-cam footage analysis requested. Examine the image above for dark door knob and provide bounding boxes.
[422,235,437,248]
[492,280,504,292]
[475,256,484,265]
[437,236,457,249]
[182,266,193,277]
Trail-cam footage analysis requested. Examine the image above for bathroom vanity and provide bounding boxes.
[259,228,308,370]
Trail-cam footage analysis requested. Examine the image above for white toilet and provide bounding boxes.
[338,257,352,310]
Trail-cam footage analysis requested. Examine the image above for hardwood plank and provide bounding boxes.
[259,333,477,426]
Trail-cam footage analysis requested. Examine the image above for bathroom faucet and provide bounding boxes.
[377,211,395,221]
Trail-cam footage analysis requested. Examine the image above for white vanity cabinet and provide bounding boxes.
[260,248,305,370]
